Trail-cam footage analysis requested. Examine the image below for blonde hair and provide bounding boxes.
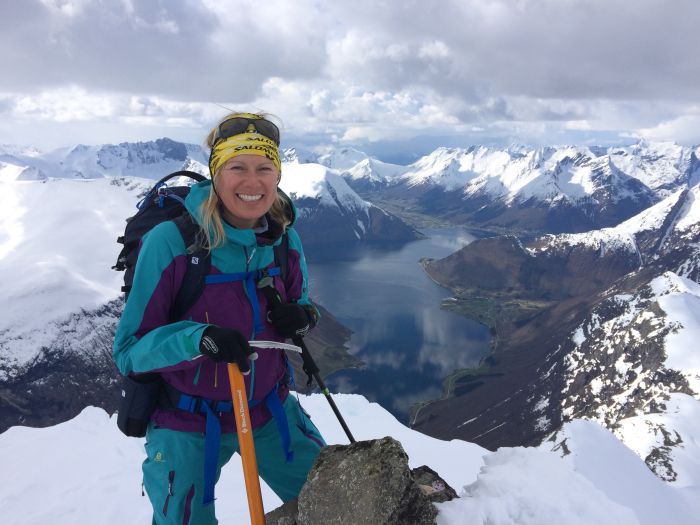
[200,111,291,250]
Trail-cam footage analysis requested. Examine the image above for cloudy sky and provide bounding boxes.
[1,0,699,161]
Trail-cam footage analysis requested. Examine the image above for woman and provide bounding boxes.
[113,112,325,524]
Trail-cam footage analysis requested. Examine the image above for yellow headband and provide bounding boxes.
[209,133,281,176]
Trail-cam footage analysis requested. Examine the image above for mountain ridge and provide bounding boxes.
[413,184,700,485]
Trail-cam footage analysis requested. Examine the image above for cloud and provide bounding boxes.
[0,0,324,101]
[638,110,700,145]
[1,0,699,149]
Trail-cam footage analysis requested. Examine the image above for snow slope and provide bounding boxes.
[343,157,408,185]
[0,167,380,379]
[280,162,370,215]
[561,271,700,487]
[1,394,696,525]
[531,184,700,256]
[609,141,692,196]
[0,177,146,378]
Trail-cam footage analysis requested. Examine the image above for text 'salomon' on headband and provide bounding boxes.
[208,114,282,176]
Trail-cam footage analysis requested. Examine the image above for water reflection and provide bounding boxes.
[306,227,490,423]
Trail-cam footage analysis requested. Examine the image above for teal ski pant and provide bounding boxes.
[142,396,325,525]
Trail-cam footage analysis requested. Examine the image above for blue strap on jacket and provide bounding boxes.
[175,384,293,507]
[177,265,289,505]
[204,267,281,338]
[255,385,294,464]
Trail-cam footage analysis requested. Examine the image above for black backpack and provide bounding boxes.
[112,169,289,437]
[113,170,290,318]
[113,170,210,320]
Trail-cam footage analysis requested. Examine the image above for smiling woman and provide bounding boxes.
[112,112,326,524]
[215,155,280,229]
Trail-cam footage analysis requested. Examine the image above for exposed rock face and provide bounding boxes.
[294,196,420,245]
[266,437,455,525]
[0,300,123,433]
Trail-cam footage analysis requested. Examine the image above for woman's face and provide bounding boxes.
[214,154,279,229]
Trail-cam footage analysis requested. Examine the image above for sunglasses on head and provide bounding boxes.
[213,116,281,146]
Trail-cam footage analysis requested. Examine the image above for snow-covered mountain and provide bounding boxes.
[0,148,417,432]
[416,184,700,487]
[1,395,697,525]
[608,140,700,197]
[343,157,408,192]
[316,145,371,171]
[281,146,319,164]
[280,162,417,244]
[0,138,418,247]
[0,138,209,180]
[339,141,700,234]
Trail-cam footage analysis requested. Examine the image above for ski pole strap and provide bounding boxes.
[292,336,320,386]
[204,267,281,338]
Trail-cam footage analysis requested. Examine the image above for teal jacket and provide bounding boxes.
[113,181,314,432]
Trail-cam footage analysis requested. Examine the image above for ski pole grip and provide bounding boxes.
[293,336,320,375]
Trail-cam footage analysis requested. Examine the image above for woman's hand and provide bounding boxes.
[268,303,311,338]
[199,326,258,374]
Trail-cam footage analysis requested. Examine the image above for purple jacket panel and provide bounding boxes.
[147,248,304,433]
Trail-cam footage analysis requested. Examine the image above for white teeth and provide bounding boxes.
[237,194,263,202]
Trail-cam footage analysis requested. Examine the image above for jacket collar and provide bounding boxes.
[185,180,295,248]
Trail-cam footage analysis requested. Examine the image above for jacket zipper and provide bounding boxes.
[242,245,257,340]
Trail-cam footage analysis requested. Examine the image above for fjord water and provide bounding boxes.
[305,228,490,424]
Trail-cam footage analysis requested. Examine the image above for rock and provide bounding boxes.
[265,499,298,525]
[411,465,458,503]
[266,437,441,525]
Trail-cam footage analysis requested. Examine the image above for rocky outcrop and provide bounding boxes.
[265,437,456,525]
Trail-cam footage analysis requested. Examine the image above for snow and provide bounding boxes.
[404,147,484,191]
[397,140,689,205]
[0,178,143,372]
[617,393,700,490]
[674,187,700,233]
[650,272,700,394]
[572,326,586,346]
[343,157,407,183]
[561,269,700,490]
[316,146,369,170]
[1,139,208,180]
[0,158,375,376]
[0,161,26,182]
[609,141,687,195]
[1,395,698,524]
[280,162,370,212]
[546,419,698,525]
[439,447,638,525]
[534,184,700,256]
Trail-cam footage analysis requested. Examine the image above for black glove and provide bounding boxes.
[199,326,258,374]
[268,303,311,338]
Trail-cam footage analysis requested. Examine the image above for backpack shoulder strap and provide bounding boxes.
[273,231,289,285]
[170,213,211,321]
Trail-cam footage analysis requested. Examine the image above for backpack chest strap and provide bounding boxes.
[204,267,281,338]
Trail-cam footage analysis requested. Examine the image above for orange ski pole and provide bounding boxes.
[228,363,266,525]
